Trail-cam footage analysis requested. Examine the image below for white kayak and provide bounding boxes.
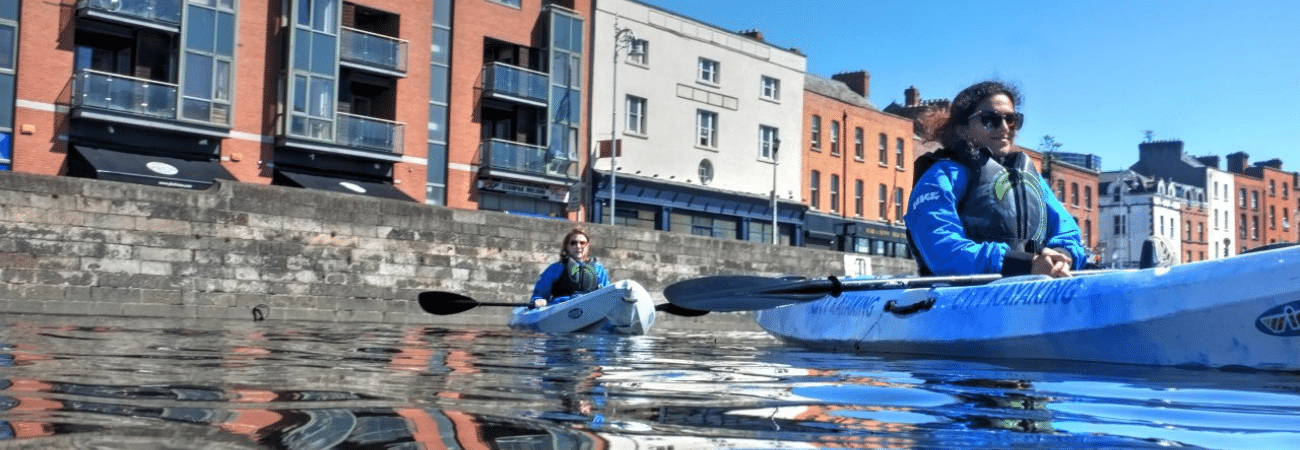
[752,245,1300,371]
[508,280,657,335]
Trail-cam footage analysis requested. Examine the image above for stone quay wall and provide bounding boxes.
[0,171,916,330]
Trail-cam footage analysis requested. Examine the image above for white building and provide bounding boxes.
[588,0,807,242]
[1099,170,1189,268]
[1205,168,1236,258]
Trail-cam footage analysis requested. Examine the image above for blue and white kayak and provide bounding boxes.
[754,245,1300,370]
[508,280,657,335]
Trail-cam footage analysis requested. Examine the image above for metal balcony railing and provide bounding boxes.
[337,112,404,155]
[482,138,577,180]
[77,0,182,27]
[72,70,178,120]
[482,63,549,105]
[340,27,408,74]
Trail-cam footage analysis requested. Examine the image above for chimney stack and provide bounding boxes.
[904,86,920,107]
[832,70,870,99]
[1227,152,1250,174]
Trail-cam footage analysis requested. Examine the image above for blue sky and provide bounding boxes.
[637,0,1300,172]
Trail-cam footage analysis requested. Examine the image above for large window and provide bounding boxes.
[894,187,905,221]
[854,127,864,160]
[696,109,717,148]
[895,137,905,168]
[629,38,648,65]
[878,184,888,220]
[626,95,646,134]
[810,171,821,210]
[829,174,840,213]
[671,210,738,239]
[878,134,887,164]
[759,125,778,161]
[810,115,821,150]
[1071,183,1079,206]
[698,57,719,84]
[289,0,339,139]
[183,0,237,125]
[760,76,780,100]
[854,180,863,217]
[829,120,840,156]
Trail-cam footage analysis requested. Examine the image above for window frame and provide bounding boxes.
[760,75,780,101]
[695,109,718,148]
[625,95,647,135]
[697,57,720,85]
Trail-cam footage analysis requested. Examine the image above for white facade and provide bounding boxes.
[589,0,806,201]
[1099,171,1188,268]
[1206,168,1236,258]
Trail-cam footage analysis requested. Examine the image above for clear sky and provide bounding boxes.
[636,0,1300,173]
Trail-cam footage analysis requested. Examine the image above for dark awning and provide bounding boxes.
[69,146,234,190]
[276,170,413,202]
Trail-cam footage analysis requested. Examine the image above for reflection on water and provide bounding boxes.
[2,315,1300,449]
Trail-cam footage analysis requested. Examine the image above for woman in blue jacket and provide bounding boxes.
[904,81,1086,278]
[530,227,610,308]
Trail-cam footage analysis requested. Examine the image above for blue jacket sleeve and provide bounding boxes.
[594,262,611,287]
[904,161,1012,275]
[531,262,563,300]
[1038,176,1089,270]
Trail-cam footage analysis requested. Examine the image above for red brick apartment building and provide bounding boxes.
[9,0,439,201]
[3,0,592,220]
[1031,152,1101,261]
[802,71,914,256]
[1227,152,1299,249]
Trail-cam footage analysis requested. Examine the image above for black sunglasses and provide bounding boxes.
[968,110,1024,130]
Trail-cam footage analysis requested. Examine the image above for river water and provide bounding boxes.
[2,314,1299,449]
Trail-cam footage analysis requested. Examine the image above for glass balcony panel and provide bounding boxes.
[340,27,408,73]
[337,112,403,155]
[78,0,183,27]
[73,70,178,120]
[483,138,577,180]
[483,63,549,105]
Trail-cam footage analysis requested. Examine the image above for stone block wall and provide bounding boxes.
[0,172,915,327]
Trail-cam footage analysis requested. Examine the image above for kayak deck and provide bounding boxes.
[509,280,656,335]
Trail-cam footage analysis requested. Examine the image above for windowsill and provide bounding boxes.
[759,96,780,104]
[628,61,650,70]
[485,0,523,9]
[878,162,889,168]
[623,130,648,140]
[895,166,906,171]
[694,144,719,153]
[810,147,822,153]
[697,79,721,89]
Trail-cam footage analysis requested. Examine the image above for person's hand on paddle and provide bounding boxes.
[530,298,548,309]
[1032,248,1073,278]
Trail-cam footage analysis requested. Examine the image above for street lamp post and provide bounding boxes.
[608,22,639,225]
[771,138,780,245]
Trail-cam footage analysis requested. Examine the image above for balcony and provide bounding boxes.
[482,63,549,107]
[337,112,404,155]
[72,69,178,120]
[340,27,408,77]
[77,0,182,30]
[481,138,578,182]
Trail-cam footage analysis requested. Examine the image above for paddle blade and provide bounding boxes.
[663,276,830,312]
[418,291,479,315]
[654,303,709,317]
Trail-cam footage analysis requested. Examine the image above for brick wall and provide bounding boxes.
[0,172,914,327]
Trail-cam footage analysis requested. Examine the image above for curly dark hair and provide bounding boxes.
[933,80,1024,153]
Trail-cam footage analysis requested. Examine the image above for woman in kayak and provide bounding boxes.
[529,227,610,308]
[904,80,1087,278]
